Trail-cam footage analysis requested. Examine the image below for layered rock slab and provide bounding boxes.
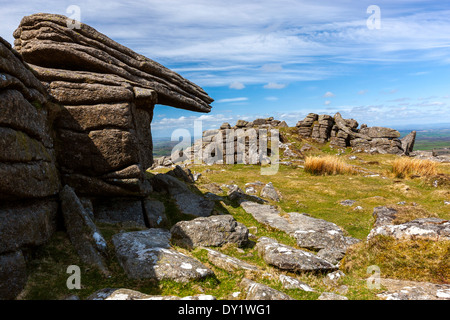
[112,229,214,282]
[13,13,213,197]
[240,201,359,254]
[255,237,337,272]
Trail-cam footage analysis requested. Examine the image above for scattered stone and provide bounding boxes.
[205,248,260,273]
[367,218,450,241]
[278,274,315,291]
[378,278,450,300]
[339,200,356,206]
[227,184,245,202]
[170,215,249,249]
[372,206,398,227]
[317,292,348,300]
[112,229,214,282]
[353,206,363,211]
[255,237,337,272]
[240,278,294,300]
[59,185,108,272]
[445,201,450,206]
[260,182,280,202]
[323,270,345,287]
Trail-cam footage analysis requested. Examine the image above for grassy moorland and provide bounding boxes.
[19,130,450,300]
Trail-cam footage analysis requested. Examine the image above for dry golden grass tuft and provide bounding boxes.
[391,157,438,178]
[304,155,357,175]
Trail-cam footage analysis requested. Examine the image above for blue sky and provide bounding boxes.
[2,0,450,137]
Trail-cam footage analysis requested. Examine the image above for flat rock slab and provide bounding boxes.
[112,229,214,282]
[367,218,450,241]
[241,201,359,251]
[170,215,248,249]
[378,278,450,300]
[240,278,294,300]
[88,288,215,300]
[255,237,337,272]
[205,248,260,273]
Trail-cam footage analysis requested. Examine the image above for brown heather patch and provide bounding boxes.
[304,155,357,175]
[392,157,438,178]
[342,235,450,284]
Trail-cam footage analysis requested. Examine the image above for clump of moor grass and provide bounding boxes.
[392,157,437,178]
[304,155,356,175]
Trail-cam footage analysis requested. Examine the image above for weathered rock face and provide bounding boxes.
[295,112,413,155]
[0,36,60,299]
[112,229,214,282]
[59,185,108,272]
[170,215,249,249]
[13,13,213,197]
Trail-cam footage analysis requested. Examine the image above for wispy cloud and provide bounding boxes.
[229,81,245,90]
[324,91,335,98]
[215,97,248,103]
[264,82,286,89]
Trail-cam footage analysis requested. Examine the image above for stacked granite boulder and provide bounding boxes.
[171,117,286,165]
[13,13,212,199]
[296,112,414,155]
[0,36,60,299]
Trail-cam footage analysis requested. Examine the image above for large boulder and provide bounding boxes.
[240,201,359,254]
[170,215,249,249]
[112,229,214,282]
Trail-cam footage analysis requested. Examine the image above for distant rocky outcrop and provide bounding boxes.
[296,112,414,155]
[167,117,286,166]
